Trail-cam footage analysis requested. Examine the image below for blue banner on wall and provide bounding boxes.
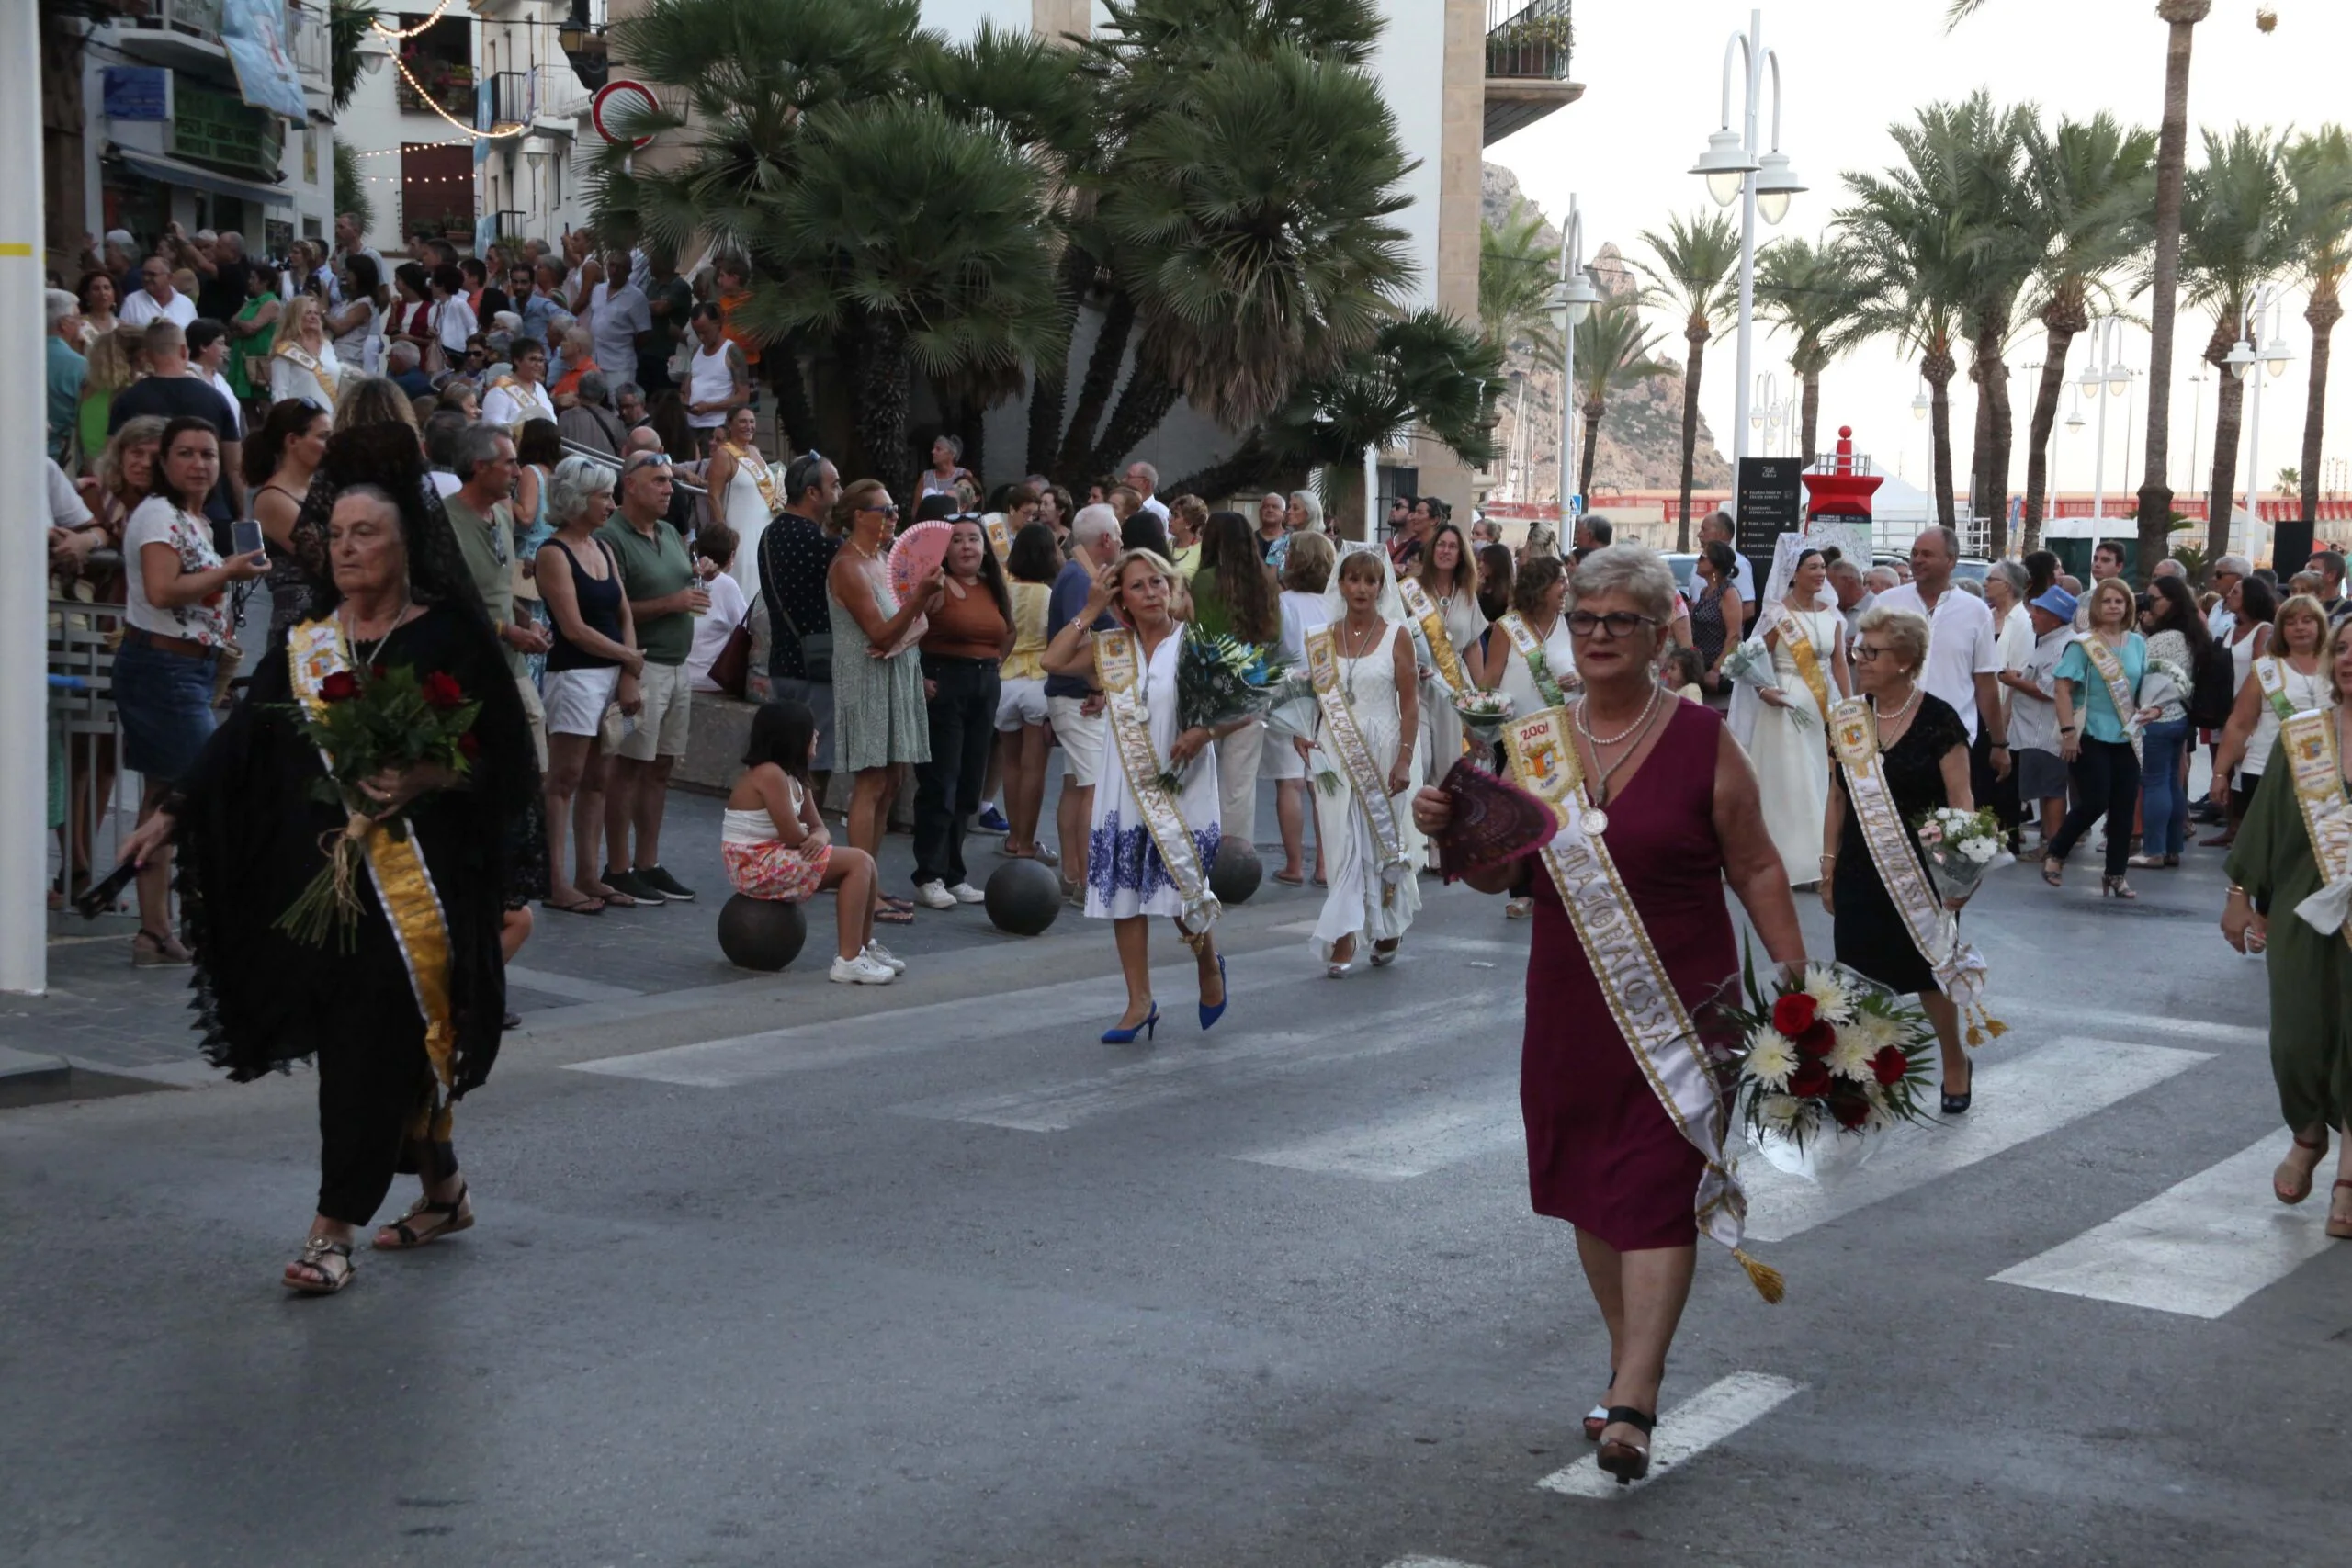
[220,0,308,121]
[101,66,170,122]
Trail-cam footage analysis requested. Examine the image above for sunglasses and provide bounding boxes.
[860,502,900,519]
[623,452,674,474]
[1566,611,1660,640]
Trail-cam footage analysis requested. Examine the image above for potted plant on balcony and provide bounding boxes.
[1488,7,1574,79]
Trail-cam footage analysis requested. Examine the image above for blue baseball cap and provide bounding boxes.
[2030,585,2077,620]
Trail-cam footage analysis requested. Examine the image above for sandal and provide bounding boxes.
[1272,871,1305,886]
[2041,856,2064,888]
[875,903,916,925]
[373,1184,474,1251]
[1505,897,1533,920]
[2127,853,2179,869]
[284,1236,355,1295]
[2274,1133,2328,1205]
[544,895,605,916]
[2331,1180,2352,1241]
[1370,940,1399,968]
[1595,1406,1656,1485]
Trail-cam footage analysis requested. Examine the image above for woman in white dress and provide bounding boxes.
[1742,547,1849,886]
[703,405,779,594]
[1267,532,1336,886]
[1309,548,1424,976]
[266,295,343,412]
[1409,519,1489,786]
[1041,547,1231,1044]
[1487,553,1574,718]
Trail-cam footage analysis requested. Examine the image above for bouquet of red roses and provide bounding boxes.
[276,663,482,950]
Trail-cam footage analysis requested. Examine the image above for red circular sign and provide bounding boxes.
[592,80,660,150]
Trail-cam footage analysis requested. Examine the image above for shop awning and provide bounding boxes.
[114,148,292,209]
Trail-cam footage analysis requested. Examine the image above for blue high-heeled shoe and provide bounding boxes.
[1102,1002,1159,1044]
[1199,953,1228,1032]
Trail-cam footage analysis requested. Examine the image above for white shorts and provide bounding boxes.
[1261,725,1306,780]
[543,666,618,738]
[1048,694,1105,790]
[616,659,692,761]
[996,675,1048,732]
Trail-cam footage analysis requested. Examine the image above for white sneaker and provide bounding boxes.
[863,941,907,974]
[947,881,985,905]
[830,953,896,985]
[913,880,959,910]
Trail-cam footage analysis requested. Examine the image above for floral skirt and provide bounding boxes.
[722,839,830,903]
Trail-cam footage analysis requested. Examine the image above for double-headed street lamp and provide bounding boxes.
[1545,194,1601,532]
[2079,316,2132,524]
[1752,372,1789,457]
[2226,280,2295,534]
[1690,7,1803,477]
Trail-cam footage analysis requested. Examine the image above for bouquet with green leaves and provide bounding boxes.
[1157,630,1291,792]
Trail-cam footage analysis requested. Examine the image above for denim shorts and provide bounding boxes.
[113,636,220,784]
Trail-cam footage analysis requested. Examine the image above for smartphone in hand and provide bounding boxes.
[231,519,266,559]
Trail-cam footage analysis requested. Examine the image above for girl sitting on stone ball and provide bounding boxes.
[723,701,899,986]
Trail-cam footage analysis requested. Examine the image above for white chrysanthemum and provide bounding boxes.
[1847,1010,1901,1054]
[1743,1030,1797,1089]
[1758,1093,1805,1131]
[1802,965,1857,1022]
[1862,1086,1903,1132]
[1826,1026,1877,1083]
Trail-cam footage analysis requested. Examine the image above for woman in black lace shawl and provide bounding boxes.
[121,427,548,1295]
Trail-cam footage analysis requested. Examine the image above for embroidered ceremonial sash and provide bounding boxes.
[2256,655,2305,725]
[984,516,1012,560]
[273,342,338,401]
[286,617,458,1140]
[1396,577,1470,697]
[2278,708,2352,949]
[1827,698,1997,1038]
[1498,612,1569,708]
[720,442,779,513]
[1770,604,1833,724]
[2075,633,2143,761]
[1093,627,1219,934]
[1505,705,1778,1301]
[484,375,551,431]
[1306,624,1413,890]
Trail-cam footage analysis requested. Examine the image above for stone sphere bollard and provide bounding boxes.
[716,894,808,972]
[1208,837,1263,907]
[984,857,1063,936]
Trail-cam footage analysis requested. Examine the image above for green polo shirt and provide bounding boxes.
[596,512,695,666]
[445,491,523,677]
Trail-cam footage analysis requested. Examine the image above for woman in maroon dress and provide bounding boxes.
[1414,545,1807,1483]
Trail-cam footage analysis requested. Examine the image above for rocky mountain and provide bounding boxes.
[1482,163,1732,502]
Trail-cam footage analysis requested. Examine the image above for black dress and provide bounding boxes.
[1832,693,1971,998]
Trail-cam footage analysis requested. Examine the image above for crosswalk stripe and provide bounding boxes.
[2019,1006,2263,1049]
[1990,1134,2339,1317]
[1535,1371,1803,1497]
[1384,1558,1492,1568]
[1738,1038,2211,1243]
[505,965,642,1005]
[890,994,1508,1133]
[1233,1080,1521,1180]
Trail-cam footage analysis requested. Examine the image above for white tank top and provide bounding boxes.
[2245,656,2328,777]
[722,777,801,843]
[687,340,734,428]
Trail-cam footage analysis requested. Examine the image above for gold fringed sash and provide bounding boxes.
[1828,698,2002,1045]
[1396,577,1469,697]
[287,618,458,1140]
[2256,655,2304,726]
[1498,612,1569,708]
[2075,633,2143,763]
[1506,705,1781,1303]
[1769,604,1833,728]
[273,341,338,401]
[719,442,780,513]
[1093,627,1220,936]
[1306,624,1413,891]
[2278,708,2352,949]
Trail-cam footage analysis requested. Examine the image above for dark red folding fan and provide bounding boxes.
[1433,757,1556,882]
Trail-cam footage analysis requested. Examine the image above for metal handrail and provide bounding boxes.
[560,435,709,495]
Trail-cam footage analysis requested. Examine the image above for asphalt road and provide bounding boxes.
[2,827,2346,1567]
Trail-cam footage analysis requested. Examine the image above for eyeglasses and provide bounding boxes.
[1852,644,1892,662]
[622,452,673,474]
[1566,611,1661,640]
[860,502,900,519]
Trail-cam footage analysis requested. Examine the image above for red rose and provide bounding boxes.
[422,671,465,710]
[1794,1019,1838,1058]
[1871,1045,1910,1087]
[1789,1059,1831,1099]
[1828,1094,1871,1130]
[320,671,359,702]
[1770,992,1817,1035]
[458,730,481,760]
[371,662,389,681]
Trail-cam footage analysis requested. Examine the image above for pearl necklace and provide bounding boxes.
[1871,682,1921,726]
[1576,681,1664,747]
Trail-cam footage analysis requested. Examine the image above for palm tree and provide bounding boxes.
[2177,125,2295,566]
[1755,237,1875,469]
[1631,210,1741,548]
[1571,294,1670,500]
[1481,196,1563,368]
[2014,111,2158,550]
[1842,158,1978,532]
[2288,128,2352,528]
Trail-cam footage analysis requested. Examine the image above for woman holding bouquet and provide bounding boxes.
[1744,547,1851,887]
[1817,608,1978,1113]
[1041,549,1231,1043]
[1409,545,1807,1484]
[1189,511,1283,840]
[1488,554,1574,918]
[118,447,547,1296]
[1309,549,1423,976]
[2222,618,2352,1238]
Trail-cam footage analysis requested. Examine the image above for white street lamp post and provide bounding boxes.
[1690,7,1801,499]
[2230,281,2294,542]
[1545,194,1600,534]
[2080,316,2129,525]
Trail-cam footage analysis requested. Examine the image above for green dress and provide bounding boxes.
[2225,742,2352,1134]
[829,558,931,773]
[227,291,280,402]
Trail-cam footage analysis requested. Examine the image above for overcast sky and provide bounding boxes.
[1487,0,2352,507]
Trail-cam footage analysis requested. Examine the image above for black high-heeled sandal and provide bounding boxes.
[1595,1407,1655,1484]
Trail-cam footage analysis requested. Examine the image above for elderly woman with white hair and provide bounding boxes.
[1411,543,1807,1484]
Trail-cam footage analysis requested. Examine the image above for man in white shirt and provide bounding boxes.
[1121,459,1170,525]
[1998,585,2076,845]
[2207,554,2249,641]
[1697,510,1758,603]
[1827,556,1874,637]
[589,246,652,389]
[119,255,197,329]
[2075,538,2129,628]
[480,337,557,432]
[1871,525,2010,779]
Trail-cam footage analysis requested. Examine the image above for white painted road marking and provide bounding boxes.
[1234,1081,1521,1180]
[1991,1134,2339,1317]
[2019,1006,2263,1049]
[1738,1038,2211,1243]
[1536,1371,1804,1497]
[1385,1558,1493,1568]
[505,965,643,1005]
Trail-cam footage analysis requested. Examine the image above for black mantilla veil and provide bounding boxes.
[175,427,548,1092]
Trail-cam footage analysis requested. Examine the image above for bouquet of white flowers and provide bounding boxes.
[1911,804,2010,901]
[1720,640,1813,729]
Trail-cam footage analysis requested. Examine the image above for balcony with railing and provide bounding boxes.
[397,56,476,120]
[485,71,530,137]
[285,2,331,87]
[113,0,230,76]
[1485,0,1582,146]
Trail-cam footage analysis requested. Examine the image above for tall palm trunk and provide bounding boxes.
[1796,363,1821,470]
[2136,2,2212,575]
[2023,287,2089,550]
[1979,329,2016,559]
[2204,324,2245,565]
[1580,395,1603,500]
[2301,284,2342,528]
[1967,353,1996,546]
[854,311,914,502]
[1675,317,1707,551]
[1056,290,1136,483]
[1925,344,1958,531]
